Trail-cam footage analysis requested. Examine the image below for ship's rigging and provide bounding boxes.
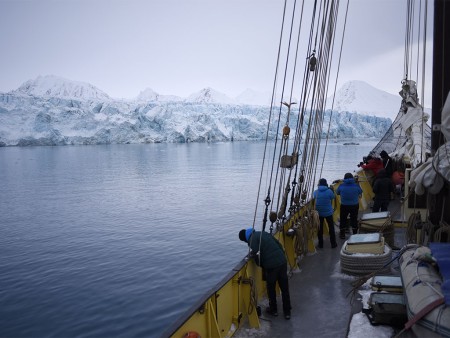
[252,0,351,241]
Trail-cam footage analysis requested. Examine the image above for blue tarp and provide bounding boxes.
[429,242,450,305]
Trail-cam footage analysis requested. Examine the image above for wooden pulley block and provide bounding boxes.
[269,211,278,223]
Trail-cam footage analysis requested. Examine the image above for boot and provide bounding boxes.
[265,307,278,317]
[330,230,337,248]
[318,234,324,248]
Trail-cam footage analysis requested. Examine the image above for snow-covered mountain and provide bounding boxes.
[136,88,183,103]
[325,80,401,118]
[12,75,111,101]
[0,76,395,146]
[185,87,236,105]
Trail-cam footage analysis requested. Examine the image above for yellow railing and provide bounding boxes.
[163,258,264,338]
[164,206,314,338]
[165,170,374,338]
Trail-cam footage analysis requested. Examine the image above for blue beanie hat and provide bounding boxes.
[239,228,254,242]
[319,178,328,186]
[245,228,254,241]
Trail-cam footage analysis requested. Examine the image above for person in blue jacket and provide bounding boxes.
[239,228,292,319]
[313,178,337,248]
[336,173,363,239]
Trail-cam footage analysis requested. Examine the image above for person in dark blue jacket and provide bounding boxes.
[313,178,337,248]
[239,228,292,319]
[336,173,363,239]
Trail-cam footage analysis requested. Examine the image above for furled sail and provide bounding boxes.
[431,92,450,184]
[409,91,450,194]
[371,80,431,167]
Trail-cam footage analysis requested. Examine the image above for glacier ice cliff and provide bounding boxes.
[0,92,391,147]
[0,76,395,147]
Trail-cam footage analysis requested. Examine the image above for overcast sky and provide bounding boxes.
[0,0,433,105]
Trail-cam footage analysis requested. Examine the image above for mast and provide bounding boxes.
[431,0,449,152]
[430,0,450,225]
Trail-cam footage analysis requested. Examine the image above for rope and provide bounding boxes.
[239,264,258,317]
[270,0,300,222]
[319,0,350,177]
[287,0,344,209]
[292,209,319,257]
[310,209,320,233]
[433,221,450,242]
[264,0,348,228]
[294,221,306,256]
[251,0,289,251]
[406,212,421,244]
[254,0,349,263]
[404,0,414,79]
[247,276,258,316]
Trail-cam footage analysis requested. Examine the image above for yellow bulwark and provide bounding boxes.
[164,258,265,338]
[165,170,377,338]
[165,205,323,337]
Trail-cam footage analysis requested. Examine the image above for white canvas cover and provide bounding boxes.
[371,80,431,165]
[407,90,450,195]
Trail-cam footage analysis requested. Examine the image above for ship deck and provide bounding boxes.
[235,196,421,338]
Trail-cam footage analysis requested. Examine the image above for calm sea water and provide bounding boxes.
[0,140,377,337]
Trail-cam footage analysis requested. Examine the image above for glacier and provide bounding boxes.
[0,75,395,147]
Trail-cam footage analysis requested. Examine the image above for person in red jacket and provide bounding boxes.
[361,156,384,177]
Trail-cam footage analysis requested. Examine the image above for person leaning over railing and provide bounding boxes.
[238,228,292,320]
[359,155,384,185]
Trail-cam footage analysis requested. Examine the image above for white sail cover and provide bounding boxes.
[391,106,430,168]
[409,157,444,195]
[371,80,431,165]
[410,91,450,195]
[432,91,450,184]
[433,142,450,182]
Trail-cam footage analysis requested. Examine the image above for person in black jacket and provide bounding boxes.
[372,169,394,212]
[380,150,393,177]
[239,228,292,319]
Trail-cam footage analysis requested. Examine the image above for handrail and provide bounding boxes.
[163,169,380,338]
